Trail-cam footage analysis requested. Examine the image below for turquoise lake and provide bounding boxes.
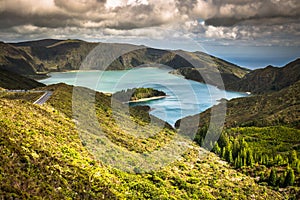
[40,67,247,126]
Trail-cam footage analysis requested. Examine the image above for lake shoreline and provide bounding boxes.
[127,95,167,103]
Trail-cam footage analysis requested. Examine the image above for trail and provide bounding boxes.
[33,91,53,105]
[3,90,53,105]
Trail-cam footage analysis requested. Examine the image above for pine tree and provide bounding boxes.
[221,147,226,159]
[263,155,269,166]
[275,154,284,166]
[260,172,265,182]
[284,167,295,187]
[218,132,229,148]
[289,150,298,166]
[225,148,233,163]
[268,168,277,186]
[246,149,254,167]
[296,160,300,173]
[213,142,221,155]
[235,154,242,168]
[228,150,233,164]
[232,139,240,158]
[278,173,285,188]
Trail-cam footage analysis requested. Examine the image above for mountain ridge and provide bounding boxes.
[0,39,250,86]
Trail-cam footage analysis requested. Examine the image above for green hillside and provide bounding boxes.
[0,42,39,76]
[173,58,300,94]
[177,80,300,129]
[0,83,285,199]
[175,80,300,198]
[0,68,45,90]
[0,40,250,83]
[226,58,300,94]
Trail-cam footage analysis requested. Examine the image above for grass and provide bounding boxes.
[0,83,286,199]
[0,91,44,103]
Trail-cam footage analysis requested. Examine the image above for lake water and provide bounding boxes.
[40,67,247,126]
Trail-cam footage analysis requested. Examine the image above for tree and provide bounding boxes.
[218,132,229,148]
[221,147,226,159]
[296,160,300,173]
[289,150,298,166]
[260,172,266,182]
[268,168,277,186]
[284,167,295,187]
[213,142,221,155]
[226,149,233,164]
[235,154,242,169]
[274,154,284,166]
[246,149,254,167]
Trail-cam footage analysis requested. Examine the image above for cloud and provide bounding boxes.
[0,0,299,47]
[202,0,300,26]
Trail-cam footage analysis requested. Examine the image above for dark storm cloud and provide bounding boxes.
[0,0,299,46]
[0,0,299,29]
[202,0,300,26]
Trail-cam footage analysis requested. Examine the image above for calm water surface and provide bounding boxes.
[40,67,247,126]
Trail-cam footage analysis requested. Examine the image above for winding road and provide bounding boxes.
[3,90,53,105]
[33,91,53,105]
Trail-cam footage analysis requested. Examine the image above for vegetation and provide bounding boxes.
[172,77,300,198]
[0,91,44,103]
[0,40,250,82]
[177,80,300,129]
[195,126,300,197]
[173,58,300,94]
[113,88,166,102]
[0,83,286,199]
[225,58,300,94]
[0,68,45,90]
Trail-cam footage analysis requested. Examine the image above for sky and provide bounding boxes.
[0,0,299,69]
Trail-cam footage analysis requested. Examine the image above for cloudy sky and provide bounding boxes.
[0,0,299,68]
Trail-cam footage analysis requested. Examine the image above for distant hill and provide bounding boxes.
[10,39,99,72]
[0,39,250,83]
[175,80,300,130]
[0,68,45,90]
[173,58,300,94]
[226,58,300,94]
[111,48,250,89]
[0,42,39,76]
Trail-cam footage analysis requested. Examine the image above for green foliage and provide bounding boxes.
[269,168,277,186]
[190,80,300,129]
[0,68,45,89]
[0,84,286,199]
[284,168,295,187]
[0,91,43,103]
[204,126,300,191]
[113,87,166,102]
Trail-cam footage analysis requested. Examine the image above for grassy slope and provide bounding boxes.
[168,51,251,89]
[0,68,45,90]
[0,83,284,199]
[177,80,300,129]
[0,42,37,76]
[0,91,43,103]
[171,58,299,93]
[226,58,300,94]
[175,81,300,197]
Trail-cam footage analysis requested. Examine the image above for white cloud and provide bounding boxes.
[0,0,299,47]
